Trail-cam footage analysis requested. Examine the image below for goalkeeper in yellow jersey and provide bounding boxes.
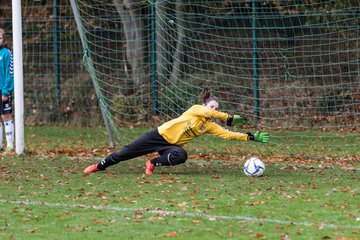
[84,88,269,175]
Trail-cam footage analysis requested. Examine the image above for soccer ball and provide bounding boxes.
[244,157,265,177]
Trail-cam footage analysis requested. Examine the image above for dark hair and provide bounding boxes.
[200,88,218,104]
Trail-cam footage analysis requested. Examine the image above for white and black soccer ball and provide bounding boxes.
[244,157,265,177]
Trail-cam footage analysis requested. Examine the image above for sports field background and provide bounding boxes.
[0,1,359,239]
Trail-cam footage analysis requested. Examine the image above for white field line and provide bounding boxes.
[0,199,359,229]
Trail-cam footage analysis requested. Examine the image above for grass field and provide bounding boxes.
[0,126,359,239]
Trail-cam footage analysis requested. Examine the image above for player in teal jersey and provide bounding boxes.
[0,28,14,152]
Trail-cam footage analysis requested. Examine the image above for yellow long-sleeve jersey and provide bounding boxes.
[158,105,249,146]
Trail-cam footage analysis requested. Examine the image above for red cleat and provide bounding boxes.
[84,164,100,174]
[145,160,155,175]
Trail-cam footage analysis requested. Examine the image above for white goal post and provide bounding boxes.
[12,0,25,154]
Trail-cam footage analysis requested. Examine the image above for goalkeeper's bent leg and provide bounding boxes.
[96,128,170,170]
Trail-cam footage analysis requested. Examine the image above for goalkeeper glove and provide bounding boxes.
[226,115,248,126]
[247,131,270,143]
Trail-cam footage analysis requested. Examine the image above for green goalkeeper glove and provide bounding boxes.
[226,115,248,126]
[247,131,270,143]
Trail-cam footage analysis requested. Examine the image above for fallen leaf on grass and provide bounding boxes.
[192,220,200,225]
[254,233,264,238]
[280,234,290,240]
[92,218,101,224]
[149,216,164,221]
[29,228,38,233]
[211,175,220,179]
[280,165,298,171]
[164,231,178,237]
[177,202,187,208]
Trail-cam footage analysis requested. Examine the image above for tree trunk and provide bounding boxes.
[113,0,144,89]
[169,0,186,84]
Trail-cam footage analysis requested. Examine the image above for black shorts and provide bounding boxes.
[2,94,13,114]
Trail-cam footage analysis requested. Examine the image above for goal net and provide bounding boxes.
[71,0,359,158]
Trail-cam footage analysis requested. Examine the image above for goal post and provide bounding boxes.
[12,0,25,155]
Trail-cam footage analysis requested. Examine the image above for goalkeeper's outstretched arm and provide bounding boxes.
[206,122,270,143]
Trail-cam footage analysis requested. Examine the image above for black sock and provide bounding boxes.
[97,156,118,170]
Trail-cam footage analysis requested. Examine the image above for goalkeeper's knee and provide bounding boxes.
[167,148,188,165]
